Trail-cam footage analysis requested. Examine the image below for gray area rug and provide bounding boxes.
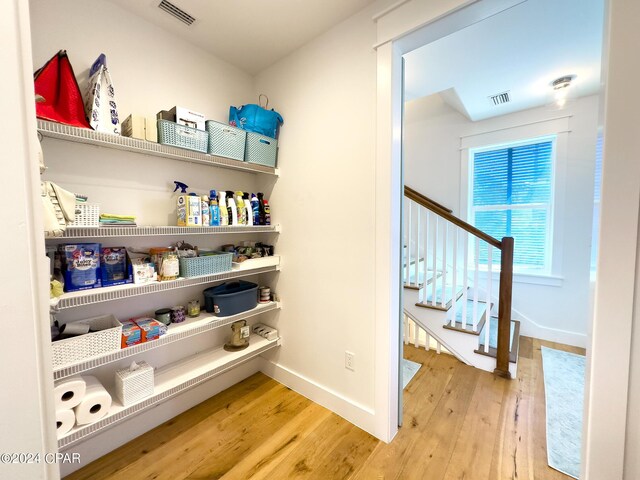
[402,359,421,389]
[541,346,586,479]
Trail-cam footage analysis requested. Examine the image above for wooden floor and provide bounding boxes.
[65,337,585,480]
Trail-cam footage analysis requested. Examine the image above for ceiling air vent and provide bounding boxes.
[158,0,196,26]
[489,91,510,106]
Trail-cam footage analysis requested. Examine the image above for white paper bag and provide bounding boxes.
[85,54,121,135]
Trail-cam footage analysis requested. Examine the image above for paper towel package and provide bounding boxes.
[73,376,112,426]
[54,376,86,410]
[56,409,75,439]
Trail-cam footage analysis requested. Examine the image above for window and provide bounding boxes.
[470,136,555,273]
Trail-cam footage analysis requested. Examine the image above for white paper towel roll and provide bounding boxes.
[54,376,86,410]
[56,409,75,439]
[73,376,112,426]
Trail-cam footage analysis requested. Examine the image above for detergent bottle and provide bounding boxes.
[251,194,260,226]
[227,191,238,226]
[219,190,228,226]
[209,190,220,226]
[243,193,253,226]
[235,191,246,225]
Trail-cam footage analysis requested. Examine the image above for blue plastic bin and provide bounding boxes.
[203,280,258,316]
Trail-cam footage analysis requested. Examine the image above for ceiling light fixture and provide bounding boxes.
[551,75,576,107]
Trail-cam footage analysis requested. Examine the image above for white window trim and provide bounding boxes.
[459,116,570,281]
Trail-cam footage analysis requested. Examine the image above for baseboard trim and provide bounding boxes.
[258,359,378,439]
[514,306,587,348]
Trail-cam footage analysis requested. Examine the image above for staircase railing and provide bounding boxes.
[403,185,514,378]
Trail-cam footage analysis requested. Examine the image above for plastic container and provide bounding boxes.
[245,132,277,167]
[51,314,122,368]
[205,120,247,161]
[157,119,208,153]
[203,281,258,316]
[69,203,100,228]
[179,251,233,277]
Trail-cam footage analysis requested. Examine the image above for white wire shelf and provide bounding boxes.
[45,224,280,239]
[38,120,279,176]
[53,257,280,310]
[58,334,280,449]
[53,302,280,380]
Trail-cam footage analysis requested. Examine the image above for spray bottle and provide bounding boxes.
[227,191,238,225]
[243,193,253,226]
[174,181,189,226]
[235,191,247,225]
[251,194,260,226]
[263,196,271,226]
[209,190,220,226]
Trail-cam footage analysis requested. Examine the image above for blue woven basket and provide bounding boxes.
[206,120,246,161]
[158,119,208,153]
[245,132,277,167]
[179,251,233,278]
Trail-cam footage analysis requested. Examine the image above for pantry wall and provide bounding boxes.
[29,0,394,475]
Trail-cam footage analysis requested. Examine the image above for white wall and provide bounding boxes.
[253,2,390,433]
[404,94,599,347]
[0,1,59,478]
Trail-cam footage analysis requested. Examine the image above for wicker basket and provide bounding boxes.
[52,314,122,368]
[179,251,233,278]
[69,203,100,228]
[206,120,246,161]
[245,132,278,167]
[115,360,154,406]
[157,119,208,153]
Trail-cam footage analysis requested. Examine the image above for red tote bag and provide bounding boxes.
[34,50,91,129]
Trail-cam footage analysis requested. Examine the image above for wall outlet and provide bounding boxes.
[345,351,355,371]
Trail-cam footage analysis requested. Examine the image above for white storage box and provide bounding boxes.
[115,361,154,406]
[52,314,122,368]
[69,203,100,228]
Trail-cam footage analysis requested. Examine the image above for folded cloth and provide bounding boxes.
[99,219,136,225]
[100,213,136,221]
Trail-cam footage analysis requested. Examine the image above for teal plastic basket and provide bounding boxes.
[205,120,246,161]
[179,251,233,278]
[157,119,208,153]
[245,132,278,167]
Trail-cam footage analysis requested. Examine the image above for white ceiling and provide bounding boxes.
[107,0,376,75]
[404,0,605,121]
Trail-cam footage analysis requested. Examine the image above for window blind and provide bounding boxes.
[472,139,553,271]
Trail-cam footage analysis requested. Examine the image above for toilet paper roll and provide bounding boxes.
[56,409,75,439]
[54,376,86,410]
[73,376,112,426]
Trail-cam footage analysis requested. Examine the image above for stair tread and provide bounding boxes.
[423,284,465,306]
[474,319,520,363]
[443,298,489,335]
[405,268,441,287]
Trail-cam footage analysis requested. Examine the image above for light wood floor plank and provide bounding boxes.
[66,341,579,480]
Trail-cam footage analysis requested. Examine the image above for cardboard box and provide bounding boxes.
[133,318,167,342]
[100,247,133,287]
[121,320,142,348]
[169,106,205,131]
[122,114,157,142]
[131,258,157,284]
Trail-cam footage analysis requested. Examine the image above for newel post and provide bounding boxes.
[495,237,514,379]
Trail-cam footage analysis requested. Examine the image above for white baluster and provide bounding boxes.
[441,223,448,309]
[421,211,430,304]
[462,233,469,330]
[425,332,430,351]
[451,227,458,326]
[403,314,409,345]
[436,342,442,355]
[431,216,438,306]
[473,237,479,332]
[414,321,419,348]
[405,201,411,286]
[484,245,493,353]
[414,206,421,288]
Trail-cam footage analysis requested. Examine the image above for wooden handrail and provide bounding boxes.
[495,237,514,379]
[404,185,502,249]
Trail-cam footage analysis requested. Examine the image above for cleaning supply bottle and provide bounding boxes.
[201,194,210,226]
[235,191,246,225]
[257,192,266,225]
[218,191,228,226]
[227,191,238,225]
[209,190,220,226]
[174,181,189,226]
[251,194,260,226]
[263,196,271,226]
[243,193,253,226]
